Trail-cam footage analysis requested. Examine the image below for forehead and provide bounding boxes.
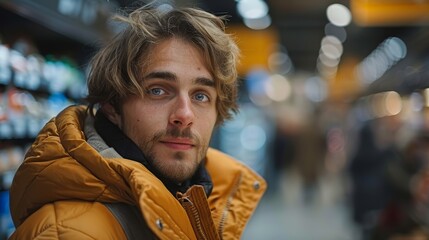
[140,37,214,82]
[146,38,205,65]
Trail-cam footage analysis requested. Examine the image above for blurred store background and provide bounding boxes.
[1,0,429,239]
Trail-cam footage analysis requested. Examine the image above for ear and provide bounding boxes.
[101,103,122,127]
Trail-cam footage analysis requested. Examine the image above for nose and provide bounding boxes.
[169,95,194,128]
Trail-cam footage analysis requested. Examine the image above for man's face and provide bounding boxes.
[110,38,217,183]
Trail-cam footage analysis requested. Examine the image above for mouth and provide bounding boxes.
[160,139,195,150]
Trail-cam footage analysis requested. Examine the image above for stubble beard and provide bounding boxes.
[139,127,208,183]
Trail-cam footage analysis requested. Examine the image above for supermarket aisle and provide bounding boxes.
[242,170,362,240]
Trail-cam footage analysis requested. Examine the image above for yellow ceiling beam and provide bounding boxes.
[351,0,429,26]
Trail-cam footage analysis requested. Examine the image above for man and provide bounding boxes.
[8,4,266,240]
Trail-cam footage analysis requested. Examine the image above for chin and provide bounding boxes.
[154,156,199,182]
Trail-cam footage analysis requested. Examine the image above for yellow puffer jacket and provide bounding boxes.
[9,105,266,239]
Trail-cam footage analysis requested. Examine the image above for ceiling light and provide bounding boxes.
[318,53,340,67]
[356,37,407,84]
[237,0,269,19]
[324,23,347,43]
[320,35,343,59]
[326,3,352,27]
[243,15,271,30]
[384,37,407,61]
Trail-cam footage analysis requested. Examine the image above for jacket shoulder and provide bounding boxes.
[9,201,126,240]
[206,148,266,184]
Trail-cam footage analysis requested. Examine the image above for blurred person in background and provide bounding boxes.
[370,132,429,240]
[349,116,403,238]
[291,117,327,205]
[7,4,266,239]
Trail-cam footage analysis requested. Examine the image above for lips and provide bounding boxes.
[160,139,195,150]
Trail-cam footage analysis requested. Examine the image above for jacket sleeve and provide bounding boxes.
[9,201,127,240]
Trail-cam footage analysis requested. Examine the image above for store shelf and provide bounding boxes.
[0,1,118,237]
[0,0,122,169]
[0,0,115,46]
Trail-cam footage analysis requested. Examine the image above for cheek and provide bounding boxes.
[120,105,156,140]
[121,116,156,147]
[197,112,217,137]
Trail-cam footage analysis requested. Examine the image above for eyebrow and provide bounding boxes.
[143,71,215,87]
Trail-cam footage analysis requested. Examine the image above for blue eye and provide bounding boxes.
[149,88,165,95]
[194,93,209,102]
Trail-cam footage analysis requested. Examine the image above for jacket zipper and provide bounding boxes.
[177,186,220,240]
[217,173,242,238]
[183,197,208,240]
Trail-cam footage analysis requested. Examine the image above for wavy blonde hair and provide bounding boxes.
[86,5,240,124]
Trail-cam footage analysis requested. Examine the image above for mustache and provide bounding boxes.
[168,126,192,138]
[153,127,200,145]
